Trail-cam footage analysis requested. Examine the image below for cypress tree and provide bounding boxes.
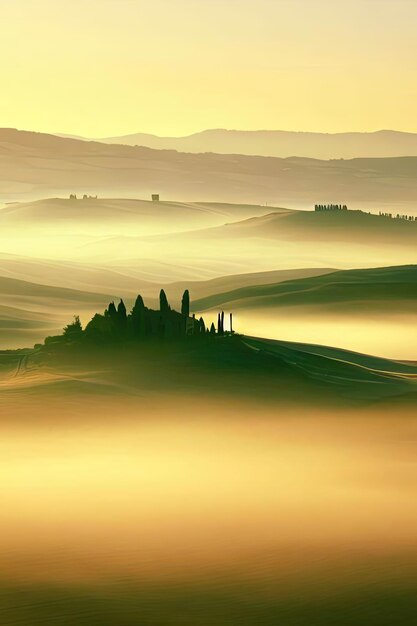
[181,289,190,318]
[117,299,127,321]
[115,300,127,338]
[131,294,145,316]
[199,317,206,334]
[131,294,145,336]
[107,302,117,318]
[159,289,169,313]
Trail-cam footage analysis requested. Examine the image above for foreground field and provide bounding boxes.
[0,336,416,625]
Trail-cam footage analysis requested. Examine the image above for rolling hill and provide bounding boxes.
[193,265,417,313]
[168,208,417,246]
[0,197,285,235]
[0,275,114,349]
[2,333,416,404]
[0,253,158,295]
[84,208,417,265]
[78,207,417,281]
[243,337,417,402]
[2,129,417,210]
[165,268,335,305]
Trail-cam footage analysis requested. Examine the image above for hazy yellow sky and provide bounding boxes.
[1,0,416,137]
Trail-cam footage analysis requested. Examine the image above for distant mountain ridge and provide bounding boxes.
[2,128,417,208]
[87,129,417,159]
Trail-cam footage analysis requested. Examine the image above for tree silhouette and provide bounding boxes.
[117,299,127,321]
[63,315,83,338]
[217,311,225,335]
[112,299,127,337]
[130,294,146,336]
[159,289,170,313]
[107,302,117,318]
[181,289,190,318]
[85,313,112,341]
[131,294,145,315]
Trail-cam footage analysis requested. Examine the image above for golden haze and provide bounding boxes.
[1,0,416,136]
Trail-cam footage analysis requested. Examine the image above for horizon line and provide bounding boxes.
[3,126,417,141]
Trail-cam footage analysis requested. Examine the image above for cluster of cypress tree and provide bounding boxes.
[46,289,233,346]
[84,289,203,341]
[315,204,348,212]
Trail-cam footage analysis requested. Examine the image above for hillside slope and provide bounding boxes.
[173,209,417,246]
[79,207,417,279]
[0,275,114,349]
[3,335,416,404]
[193,265,417,312]
[0,197,285,235]
[166,268,335,305]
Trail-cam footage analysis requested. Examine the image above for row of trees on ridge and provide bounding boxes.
[315,204,348,211]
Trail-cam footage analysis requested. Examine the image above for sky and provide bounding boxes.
[1,0,416,137]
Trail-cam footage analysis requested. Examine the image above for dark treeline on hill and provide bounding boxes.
[314,203,416,221]
[378,211,416,221]
[43,289,233,347]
